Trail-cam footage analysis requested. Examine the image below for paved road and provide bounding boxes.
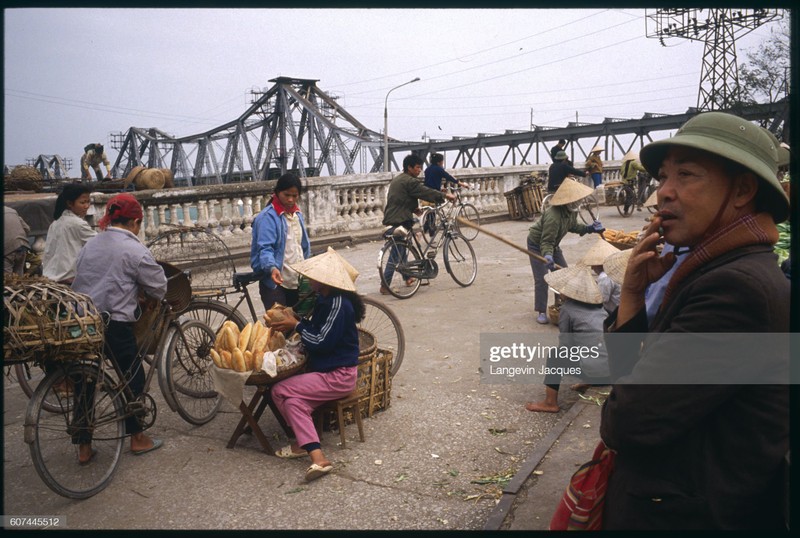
[3,207,647,531]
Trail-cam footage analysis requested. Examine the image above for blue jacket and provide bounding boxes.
[250,204,311,289]
[297,293,360,372]
[424,164,458,191]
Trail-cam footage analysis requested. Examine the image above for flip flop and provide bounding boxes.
[275,445,307,459]
[131,438,163,456]
[305,463,333,482]
[78,447,98,466]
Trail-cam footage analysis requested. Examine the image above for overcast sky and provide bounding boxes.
[3,7,787,168]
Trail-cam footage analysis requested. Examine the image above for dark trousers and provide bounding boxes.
[72,320,143,444]
[105,320,145,436]
[259,280,300,311]
[527,239,567,314]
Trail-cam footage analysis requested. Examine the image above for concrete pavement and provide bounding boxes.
[3,206,647,531]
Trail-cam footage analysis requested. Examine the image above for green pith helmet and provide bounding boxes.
[640,111,789,223]
[554,150,568,161]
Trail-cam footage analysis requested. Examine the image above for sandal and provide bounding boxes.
[275,445,307,459]
[305,463,333,482]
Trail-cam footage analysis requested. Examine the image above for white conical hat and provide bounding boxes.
[579,236,620,266]
[603,249,633,285]
[550,177,595,206]
[622,149,639,162]
[590,145,604,153]
[287,248,357,292]
[643,189,659,208]
[327,246,359,283]
[544,264,602,304]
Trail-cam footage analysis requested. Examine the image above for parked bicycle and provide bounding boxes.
[378,201,477,300]
[24,267,218,499]
[420,186,480,246]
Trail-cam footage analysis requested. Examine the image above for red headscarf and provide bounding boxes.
[98,193,143,230]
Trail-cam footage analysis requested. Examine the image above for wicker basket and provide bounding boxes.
[3,275,104,364]
[547,292,564,326]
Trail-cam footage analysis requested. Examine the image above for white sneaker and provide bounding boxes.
[536,313,549,325]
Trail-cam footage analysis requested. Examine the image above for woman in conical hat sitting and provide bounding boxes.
[267,248,365,482]
[525,264,610,413]
[527,178,606,325]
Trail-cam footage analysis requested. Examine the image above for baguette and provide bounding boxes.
[268,330,286,352]
[254,324,270,351]
[223,326,238,352]
[232,348,247,372]
[239,322,253,351]
[248,322,264,351]
[244,350,254,370]
[253,347,265,372]
[210,348,223,368]
[220,350,232,369]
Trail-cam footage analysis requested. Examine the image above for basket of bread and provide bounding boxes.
[601,228,639,250]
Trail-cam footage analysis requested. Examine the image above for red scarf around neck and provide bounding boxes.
[660,212,779,308]
[271,194,298,216]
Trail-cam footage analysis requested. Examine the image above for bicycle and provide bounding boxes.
[378,201,477,300]
[420,186,480,247]
[24,269,219,499]
[610,173,657,217]
[540,174,600,224]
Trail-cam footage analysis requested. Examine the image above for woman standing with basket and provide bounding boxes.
[267,249,365,482]
[42,184,96,285]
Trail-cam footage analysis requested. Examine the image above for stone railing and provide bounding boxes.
[29,162,629,255]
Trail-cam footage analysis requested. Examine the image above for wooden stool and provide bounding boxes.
[314,390,365,448]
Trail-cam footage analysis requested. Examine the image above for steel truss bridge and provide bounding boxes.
[111,77,789,185]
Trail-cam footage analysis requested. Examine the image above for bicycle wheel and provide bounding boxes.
[455,203,480,241]
[615,186,635,217]
[578,194,600,224]
[443,233,477,287]
[540,194,553,214]
[359,297,405,377]
[15,362,64,414]
[161,319,221,426]
[26,361,125,499]
[419,207,440,250]
[180,298,248,333]
[378,239,423,299]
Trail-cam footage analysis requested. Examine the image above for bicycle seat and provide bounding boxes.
[383,225,409,239]
[233,271,264,287]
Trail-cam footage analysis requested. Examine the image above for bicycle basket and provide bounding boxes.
[146,226,237,296]
[3,274,104,364]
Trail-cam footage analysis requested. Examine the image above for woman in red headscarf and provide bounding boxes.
[72,193,167,464]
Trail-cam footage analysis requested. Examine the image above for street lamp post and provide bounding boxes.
[383,77,420,173]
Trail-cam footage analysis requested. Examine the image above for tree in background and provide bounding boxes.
[738,17,789,105]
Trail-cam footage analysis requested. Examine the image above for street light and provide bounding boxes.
[384,77,420,173]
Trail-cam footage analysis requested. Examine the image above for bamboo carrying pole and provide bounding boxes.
[455,217,563,270]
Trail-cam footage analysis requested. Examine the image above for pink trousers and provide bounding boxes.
[271,366,357,447]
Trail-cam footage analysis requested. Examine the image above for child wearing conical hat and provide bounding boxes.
[525,265,610,413]
[267,248,365,482]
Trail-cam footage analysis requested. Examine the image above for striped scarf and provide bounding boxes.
[661,212,779,307]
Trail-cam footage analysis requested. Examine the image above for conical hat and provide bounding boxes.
[590,145,604,153]
[550,177,595,206]
[579,236,620,266]
[622,149,639,162]
[327,246,359,283]
[603,249,633,285]
[287,248,357,292]
[544,264,602,304]
[643,189,659,208]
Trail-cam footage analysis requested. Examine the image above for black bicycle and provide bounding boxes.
[378,202,477,300]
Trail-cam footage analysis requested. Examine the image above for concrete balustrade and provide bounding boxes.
[28,163,630,256]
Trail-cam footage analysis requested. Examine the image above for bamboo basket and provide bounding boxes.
[3,275,104,364]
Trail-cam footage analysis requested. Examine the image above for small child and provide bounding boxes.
[525,264,610,413]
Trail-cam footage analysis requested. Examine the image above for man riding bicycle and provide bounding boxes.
[422,153,469,236]
[620,149,649,211]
